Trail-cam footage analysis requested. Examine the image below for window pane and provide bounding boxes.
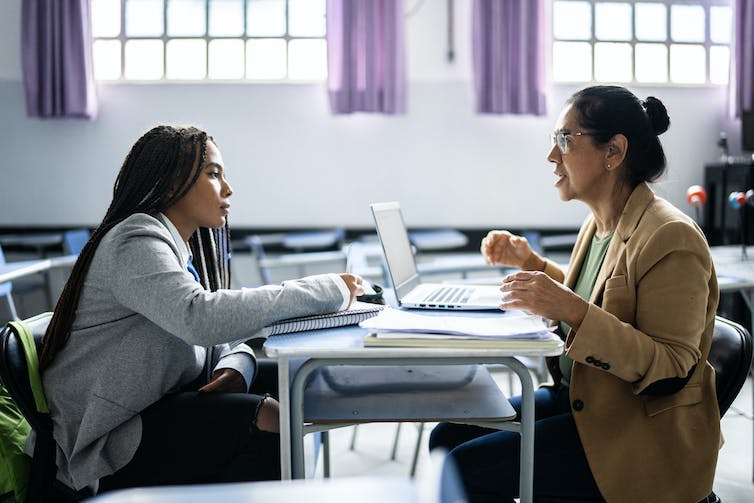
[710,45,730,84]
[209,0,244,36]
[669,44,705,83]
[671,4,705,43]
[552,41,592,81]
[594,42,632,82]
[635,43,668,83]
[125,39,164,79]
[209,39,245,79]
[553,1,591,40]
[247,39,287,79]
[289,0,326,37]
[166,39,207,79]
[247,0,286,36]
[167,0,206,36]
[288,39,327,80]
[595,2,631,41]
[91,0,121,37]
[93,40,122,79]
[710,6,732,44]
[635,2,667,41]
[126,0,164,37]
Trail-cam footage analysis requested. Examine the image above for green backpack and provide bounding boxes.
[0,319,49,503]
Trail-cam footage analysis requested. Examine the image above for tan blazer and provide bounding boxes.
[545,183,720,503]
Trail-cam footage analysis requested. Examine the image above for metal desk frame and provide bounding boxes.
[265,326,562,503]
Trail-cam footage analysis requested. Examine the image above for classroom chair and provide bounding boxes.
[62,228,90,255]
[0,244,20,321]
[535,315,753,503]
[0,312,91,502]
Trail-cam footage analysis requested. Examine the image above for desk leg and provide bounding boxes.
[277,357,292,480]
[506,357,535,503]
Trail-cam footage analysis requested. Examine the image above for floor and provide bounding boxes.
[311,371,754,503]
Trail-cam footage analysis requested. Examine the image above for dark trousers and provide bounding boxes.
[99,359,281,492]
[429,385,602,503]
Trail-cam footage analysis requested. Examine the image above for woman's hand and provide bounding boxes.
[199,368,247,393]
[500,270,588,329]
[339,273,366,306]
[481,230,545,271]
[255,397,280,433]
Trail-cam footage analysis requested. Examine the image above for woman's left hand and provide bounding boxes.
[500,271,589,330]
[199,368,247,393]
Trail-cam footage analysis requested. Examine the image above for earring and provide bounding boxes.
[607,163,611,170]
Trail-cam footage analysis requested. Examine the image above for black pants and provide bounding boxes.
[430,385,602,503]
[99,360,281,491]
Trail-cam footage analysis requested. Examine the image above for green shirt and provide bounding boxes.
[558,232,613,387]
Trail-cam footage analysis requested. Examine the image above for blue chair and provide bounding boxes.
[62,229,90,255]
[0,244,20,320]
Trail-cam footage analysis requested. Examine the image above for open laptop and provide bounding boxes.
[370,202,503,310]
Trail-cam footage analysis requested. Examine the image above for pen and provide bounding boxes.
[344,244,352,273]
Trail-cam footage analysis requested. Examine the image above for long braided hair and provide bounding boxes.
[40,125,232,369]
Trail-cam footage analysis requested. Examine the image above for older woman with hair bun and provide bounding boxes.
[430,86,720,503]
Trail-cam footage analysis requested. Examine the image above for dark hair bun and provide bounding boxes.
[643,96,670,135]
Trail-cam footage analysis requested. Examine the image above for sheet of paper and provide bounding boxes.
[359,308,555,339]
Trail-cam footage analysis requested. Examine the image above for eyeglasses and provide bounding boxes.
[551,130,601,154]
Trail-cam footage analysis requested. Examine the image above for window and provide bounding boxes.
[551,0,732,85]
[90,0,327,81]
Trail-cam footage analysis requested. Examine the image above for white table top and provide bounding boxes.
[0,255,77,284]
[87,477,416,503]
[264,318,563,360]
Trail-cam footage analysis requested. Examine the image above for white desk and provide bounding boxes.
[87,476,416,503]
[0,232,64,255]
[263,315,562,503]
[0,255,77,284]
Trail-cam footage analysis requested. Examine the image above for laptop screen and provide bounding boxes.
[370,202,419,289]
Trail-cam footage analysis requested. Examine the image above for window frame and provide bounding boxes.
[550,0,733,87]
[91,0,328,83]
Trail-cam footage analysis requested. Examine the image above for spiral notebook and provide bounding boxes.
[257,301,383,338]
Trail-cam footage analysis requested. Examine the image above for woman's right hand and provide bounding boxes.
[255,397,280,433]
[339,273,366,306]
[481,230,544,271]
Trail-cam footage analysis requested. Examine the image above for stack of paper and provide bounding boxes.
[360,308,562,349]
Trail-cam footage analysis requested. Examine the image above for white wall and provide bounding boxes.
[0,0,744,229]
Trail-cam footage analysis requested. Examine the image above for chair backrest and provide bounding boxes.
[0,312,53,432]
[62,229,90,255]
[0,243,13,296]
[708,316,753,416]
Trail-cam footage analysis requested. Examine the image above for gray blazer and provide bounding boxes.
[43,213,345,489]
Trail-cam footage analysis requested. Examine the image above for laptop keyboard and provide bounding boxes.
[422,286,474,305]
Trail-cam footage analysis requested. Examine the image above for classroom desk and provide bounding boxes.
[0,255,77,284]
[710,245,754,483]
[0,232,64,256]
[263,313,562,503]
[86,476,417,503]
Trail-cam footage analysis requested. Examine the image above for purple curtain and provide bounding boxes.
[21,0,98,119]
[733,0,754,115]
[326,0,406,114]
[472,0,546,115]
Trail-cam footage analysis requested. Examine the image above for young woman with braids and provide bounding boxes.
[40,125,364,492]
[430,86,720,503]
